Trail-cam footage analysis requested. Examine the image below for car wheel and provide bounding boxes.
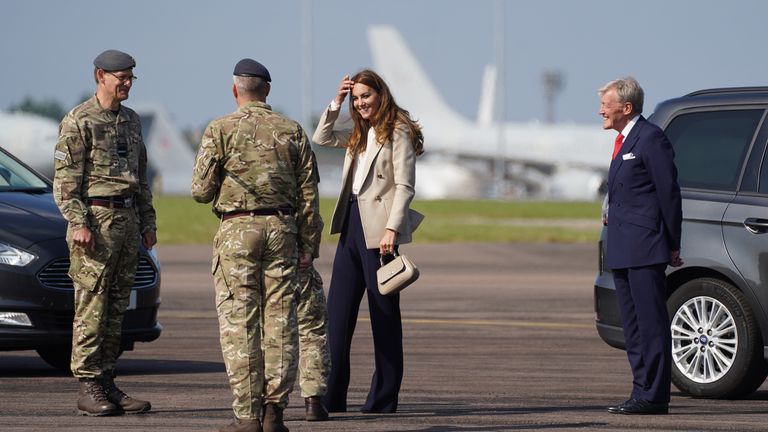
[36,346,72,372]
[36,346,126,372]
[668,278,768,398]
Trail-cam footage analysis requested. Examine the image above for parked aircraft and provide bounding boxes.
[0,106,194,195]
[368,25,614,200]
[0,111,59,178]
[130,103,195,195]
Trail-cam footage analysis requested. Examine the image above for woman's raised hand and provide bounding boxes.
[334,75,355,106]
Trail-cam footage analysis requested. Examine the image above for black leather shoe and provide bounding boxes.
[618,399,669,415]
[607,398,634,414]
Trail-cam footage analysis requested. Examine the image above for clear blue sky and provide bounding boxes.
[2,0,766,131]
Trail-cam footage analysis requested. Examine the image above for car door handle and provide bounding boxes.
[744,218,768,234]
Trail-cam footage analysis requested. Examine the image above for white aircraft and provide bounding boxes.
[130,103,196,195]
[0,111,59,178]
[0,106,194,195]
[368,25,614,200]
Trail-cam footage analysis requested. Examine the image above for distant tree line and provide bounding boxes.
[7,97,323,153]
[8,94,91,122]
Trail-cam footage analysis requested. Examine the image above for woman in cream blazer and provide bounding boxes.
[312,69,423,414]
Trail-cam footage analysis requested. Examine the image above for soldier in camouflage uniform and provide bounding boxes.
[297,257,330,422]
[53,49,156,417]
[191,58,321,432]
[295,157,330,422]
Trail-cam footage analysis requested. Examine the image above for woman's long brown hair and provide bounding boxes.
[347,69,424,157]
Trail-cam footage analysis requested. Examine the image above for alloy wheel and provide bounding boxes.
[671,295,737,383]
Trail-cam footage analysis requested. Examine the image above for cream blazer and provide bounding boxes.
[312,106,424,249]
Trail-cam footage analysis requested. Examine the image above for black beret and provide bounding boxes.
[233,58,271,82]
[93,49,136,71]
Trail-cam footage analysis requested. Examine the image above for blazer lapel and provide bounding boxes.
[608,116,646,194]
[619,118,644,160]
[608,156,619,191]
[359,141,383,189]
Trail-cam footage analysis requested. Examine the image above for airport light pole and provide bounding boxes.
[542,70,564,124]
[301,0,313,132]
[493,0,506,199]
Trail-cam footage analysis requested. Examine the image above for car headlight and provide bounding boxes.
[0,241,37,267]
[0,312,33,327]
[147,247,160,269]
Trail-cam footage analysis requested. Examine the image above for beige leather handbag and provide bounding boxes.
[377,252,420,296]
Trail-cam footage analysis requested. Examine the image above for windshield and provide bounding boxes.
[0,147,49,191]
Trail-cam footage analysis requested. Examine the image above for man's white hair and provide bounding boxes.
[599,76,644,115]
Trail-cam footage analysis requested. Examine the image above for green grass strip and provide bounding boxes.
[155,197,602,245]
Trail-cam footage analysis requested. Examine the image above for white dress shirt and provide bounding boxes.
[328,100,377,195]
[620,114,641,141]
[352,128,377,195]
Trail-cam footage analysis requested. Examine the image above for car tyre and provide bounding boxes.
[36,345,72,372]
[36,346,126,372]
[668,278,768,398]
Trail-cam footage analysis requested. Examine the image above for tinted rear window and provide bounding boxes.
[665,110,763,191]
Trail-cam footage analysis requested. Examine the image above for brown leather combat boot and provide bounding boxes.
[102,371,151,414]
[305,397,329,421]
[219,418,262,432]
[77,378,120,416]
[262,404,289,432]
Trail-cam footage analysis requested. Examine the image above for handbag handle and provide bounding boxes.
[379,250,400,266]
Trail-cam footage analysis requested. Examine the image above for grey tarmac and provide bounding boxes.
[1,243,767,431]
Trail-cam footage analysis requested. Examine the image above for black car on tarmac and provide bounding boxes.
[0,145,161,370]
[595,87,768,399]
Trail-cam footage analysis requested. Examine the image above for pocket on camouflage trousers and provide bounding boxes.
[69,257,107,293]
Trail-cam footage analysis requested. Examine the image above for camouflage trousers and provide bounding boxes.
[212,215,299,420]
[68,206,139,379]
[297,265,330,398]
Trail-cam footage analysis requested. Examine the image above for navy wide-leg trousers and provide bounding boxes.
[323,199,403,413]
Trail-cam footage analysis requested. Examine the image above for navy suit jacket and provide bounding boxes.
[606,116,682,270]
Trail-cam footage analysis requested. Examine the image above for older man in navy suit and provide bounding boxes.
[598,77,683,415]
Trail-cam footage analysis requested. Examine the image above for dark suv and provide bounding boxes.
[0,145,162,370]
[595,87,768,398]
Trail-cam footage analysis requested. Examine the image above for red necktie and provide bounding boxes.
[612,133,624,160]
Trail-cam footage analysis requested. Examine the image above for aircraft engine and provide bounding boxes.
[545,167,606,201]
[415,158,485,199]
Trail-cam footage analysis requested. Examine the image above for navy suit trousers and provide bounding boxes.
[613,264,672,403]
[323,199,403,413]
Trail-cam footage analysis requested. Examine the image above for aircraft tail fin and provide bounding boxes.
[368,25,469,130]
[477,64,496,127]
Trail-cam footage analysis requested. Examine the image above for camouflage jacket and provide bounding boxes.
[191,101,321,257]
[52,95,156,233]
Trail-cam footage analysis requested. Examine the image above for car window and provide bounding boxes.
[759,141,768,194]
[0,148,48,190]
[665,109,763,191]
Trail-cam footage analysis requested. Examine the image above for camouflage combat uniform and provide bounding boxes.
[191,100,320,420]
[297,151,330,401]
[53,95,156,379]
[297,255,330,399]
